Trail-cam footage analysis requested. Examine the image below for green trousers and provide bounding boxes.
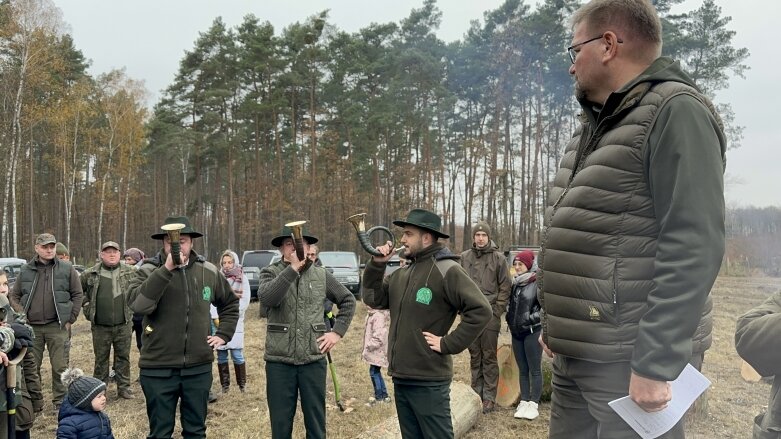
[30,322,68,405]
[393,380,453,438]
[91,322,132,391]
[468,323,500,402]
[139,364,212,439]
[266,359,327,439]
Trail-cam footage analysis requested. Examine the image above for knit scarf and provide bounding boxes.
[513,271,536,287]
[222,265,243,283]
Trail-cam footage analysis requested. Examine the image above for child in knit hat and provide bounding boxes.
[57,368,114,439]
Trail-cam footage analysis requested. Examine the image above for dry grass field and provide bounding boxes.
[28,275,781,438]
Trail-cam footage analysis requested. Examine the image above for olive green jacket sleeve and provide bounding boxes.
[631,94,726,381]
[361,259,390,310]
[735,292,781,377]
[324,271,355,337]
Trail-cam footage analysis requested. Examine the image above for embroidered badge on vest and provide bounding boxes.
[589,305,601,321]
[202,286,212,301]
[416,287,432,305]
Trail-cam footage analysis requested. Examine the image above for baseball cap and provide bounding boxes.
[35,233,57,246]
[101,241,120,251]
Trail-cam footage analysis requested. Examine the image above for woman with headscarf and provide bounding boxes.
[211,250,250,393]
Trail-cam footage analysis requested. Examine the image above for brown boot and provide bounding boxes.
[218,363,230,393]
[235,363,247,393]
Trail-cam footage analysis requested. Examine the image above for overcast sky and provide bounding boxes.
[54,0,779,208]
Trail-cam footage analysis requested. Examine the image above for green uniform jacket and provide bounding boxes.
[538,57,726,382]
[460,241,511,326]
[258,261,355,365]
[81,262,136,324]
[735,292,781,438]
[363,243,491,381]
[128,251,239,369]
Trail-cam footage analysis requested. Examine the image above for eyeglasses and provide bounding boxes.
[306,253,317,257]
[566,34,623,64]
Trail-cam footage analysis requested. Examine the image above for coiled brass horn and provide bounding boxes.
[346,213,398,257]
[161,222,185,266]
[285,220,308,261]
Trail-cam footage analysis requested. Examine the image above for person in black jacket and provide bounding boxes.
[506,250,542,421]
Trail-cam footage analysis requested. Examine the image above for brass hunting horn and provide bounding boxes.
[161,222,186,266]
[346,213,399,257]
[284,220,308,261]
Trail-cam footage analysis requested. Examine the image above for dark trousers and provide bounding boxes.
[139,367,212,439]
[511,329,543,403]
[369,365,388,400]
[468,323,499,402]
[394,380,453,439]
[549,356,685,439]
[266,359,327,439]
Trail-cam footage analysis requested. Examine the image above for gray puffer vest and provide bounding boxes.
[17,260,74,328]
[539,79,722,363]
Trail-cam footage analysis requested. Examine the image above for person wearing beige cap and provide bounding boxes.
[80,241,137,400]
[9,232,83,412]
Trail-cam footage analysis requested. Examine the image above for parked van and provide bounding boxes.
[318,251,361,298]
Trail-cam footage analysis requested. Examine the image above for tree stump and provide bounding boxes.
[356,381,481,438]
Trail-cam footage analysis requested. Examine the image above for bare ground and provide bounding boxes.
[29,276,781,438]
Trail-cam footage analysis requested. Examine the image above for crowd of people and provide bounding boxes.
[3,0,773,437]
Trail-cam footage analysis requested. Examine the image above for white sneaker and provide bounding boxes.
[521,401,539,420]
[514,401,529,419]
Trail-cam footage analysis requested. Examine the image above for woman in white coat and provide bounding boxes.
[211,250,251,393]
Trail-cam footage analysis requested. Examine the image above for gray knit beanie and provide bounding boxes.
[62,368,106,411]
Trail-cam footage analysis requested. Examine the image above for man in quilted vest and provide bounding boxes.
[9,233,83,412]
[258,225,355,439]
[538,0,726,437]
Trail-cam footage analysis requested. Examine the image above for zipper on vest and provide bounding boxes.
[49,268,63,327]
[612,258,619,324]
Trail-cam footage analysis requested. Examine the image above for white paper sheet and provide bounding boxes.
[608,364,711,439]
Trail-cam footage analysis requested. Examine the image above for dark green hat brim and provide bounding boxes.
[271,234,318,247]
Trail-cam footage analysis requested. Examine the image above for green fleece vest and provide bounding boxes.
[263,262,328,365]
[538,80,722,362]
[18,260,74,327]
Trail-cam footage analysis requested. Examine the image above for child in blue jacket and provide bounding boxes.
[57,368,114,439]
